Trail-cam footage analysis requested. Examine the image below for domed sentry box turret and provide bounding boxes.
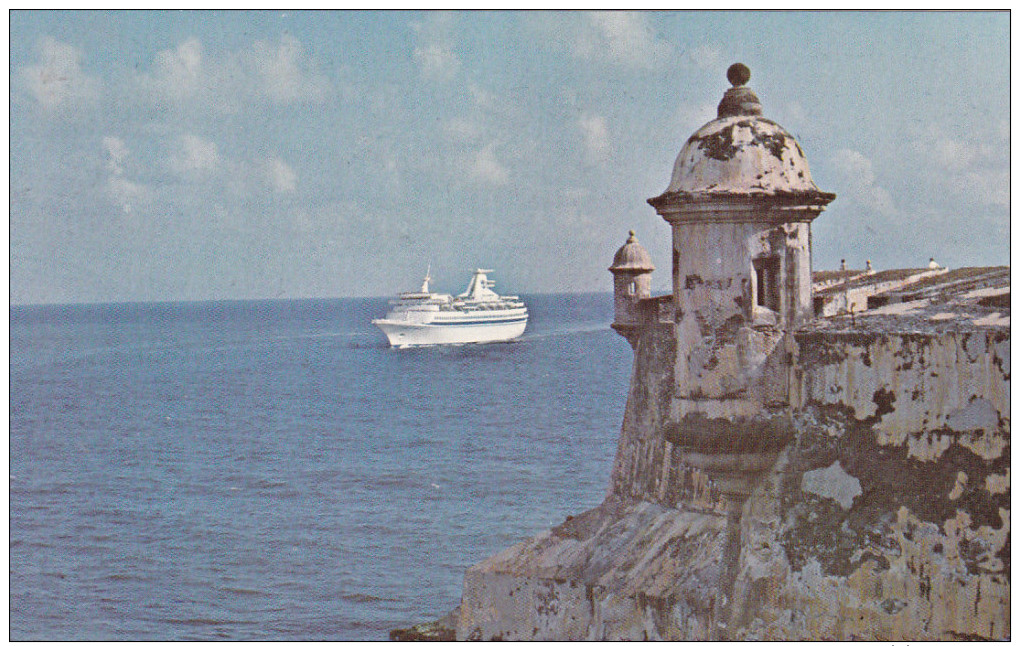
[649,63,835,335]
[609,230,654,345]
[650,65,836,623]
[649,62,836,419]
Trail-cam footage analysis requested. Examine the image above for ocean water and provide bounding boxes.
[9,293,631,640]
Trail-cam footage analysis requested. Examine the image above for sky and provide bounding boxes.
[9,10,1011,305]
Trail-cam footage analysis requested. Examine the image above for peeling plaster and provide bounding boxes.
[962,286,1010,300]
[948,471,968,500]
[666,117,821,195]
[946,398,1000,433]
[985,469,1009,495]
[862,299,930,317]
[458,289,1010,642]
[800,461,862,510]
[972,312,1009,327]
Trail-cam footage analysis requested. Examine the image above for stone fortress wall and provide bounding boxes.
[452,65,1010,641]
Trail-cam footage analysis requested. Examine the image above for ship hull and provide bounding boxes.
[372,317,527,348]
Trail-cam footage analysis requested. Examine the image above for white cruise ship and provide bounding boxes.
[373,269,528,348]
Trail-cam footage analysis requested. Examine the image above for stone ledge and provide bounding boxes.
[457,501,726,640]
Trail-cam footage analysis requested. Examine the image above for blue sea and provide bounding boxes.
[9,293,631,640]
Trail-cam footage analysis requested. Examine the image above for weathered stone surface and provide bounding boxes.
[452,65,1009,641]
[457,322,1009,640]
[664,117,821,196]
[800,461,861,510]
[457,501,726,641]
[812,266,949,317]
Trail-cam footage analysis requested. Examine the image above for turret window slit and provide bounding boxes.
[753,257,780,312]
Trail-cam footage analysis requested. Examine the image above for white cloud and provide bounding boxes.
[685,44,722,71]
[269,157,298,193]
[169,134,221,175]
[412,13,461,82]
[247,34,328,102]
[933,138,984,171]
[578,113,611,164]
[779,101,806,124]
[444,117,482,142]
[441,82,513,143]
[468,144,509,186]
[831,149,897,216]
[946,169,1009,207]
[212,153,301,199]
[671,101,717,135]
[147,38,204,103]
[556,186,597,229]
[414,42,460,82]
[529,13,724,72]
[21,37,99,111]
[160,133,300,199]
[832,148,876,185]
[102,136,150,216]
[107,175,150,217]
[468,83,496,109]
[140,35,329,111]
[436,78,527,185]
[575,12,671,68]
[922,124,1009,207]
[996,118,1009,142]
[103,136,129,174]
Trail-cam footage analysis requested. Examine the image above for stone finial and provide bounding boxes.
[727,63,751,87]
[717,63,762,118]
[610,229,655,273]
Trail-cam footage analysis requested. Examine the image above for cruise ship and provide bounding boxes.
[373,269,528,348]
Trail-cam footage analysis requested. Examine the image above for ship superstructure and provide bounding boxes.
[372,269,528,348]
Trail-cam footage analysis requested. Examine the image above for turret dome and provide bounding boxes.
[666,117,819,196]
[653,64,834,205]
[610,230,655,273]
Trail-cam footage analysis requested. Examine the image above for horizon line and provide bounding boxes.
[8,289,633,310]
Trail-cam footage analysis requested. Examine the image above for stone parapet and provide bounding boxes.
[457,501,726,641]
[455,321,1010,640]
